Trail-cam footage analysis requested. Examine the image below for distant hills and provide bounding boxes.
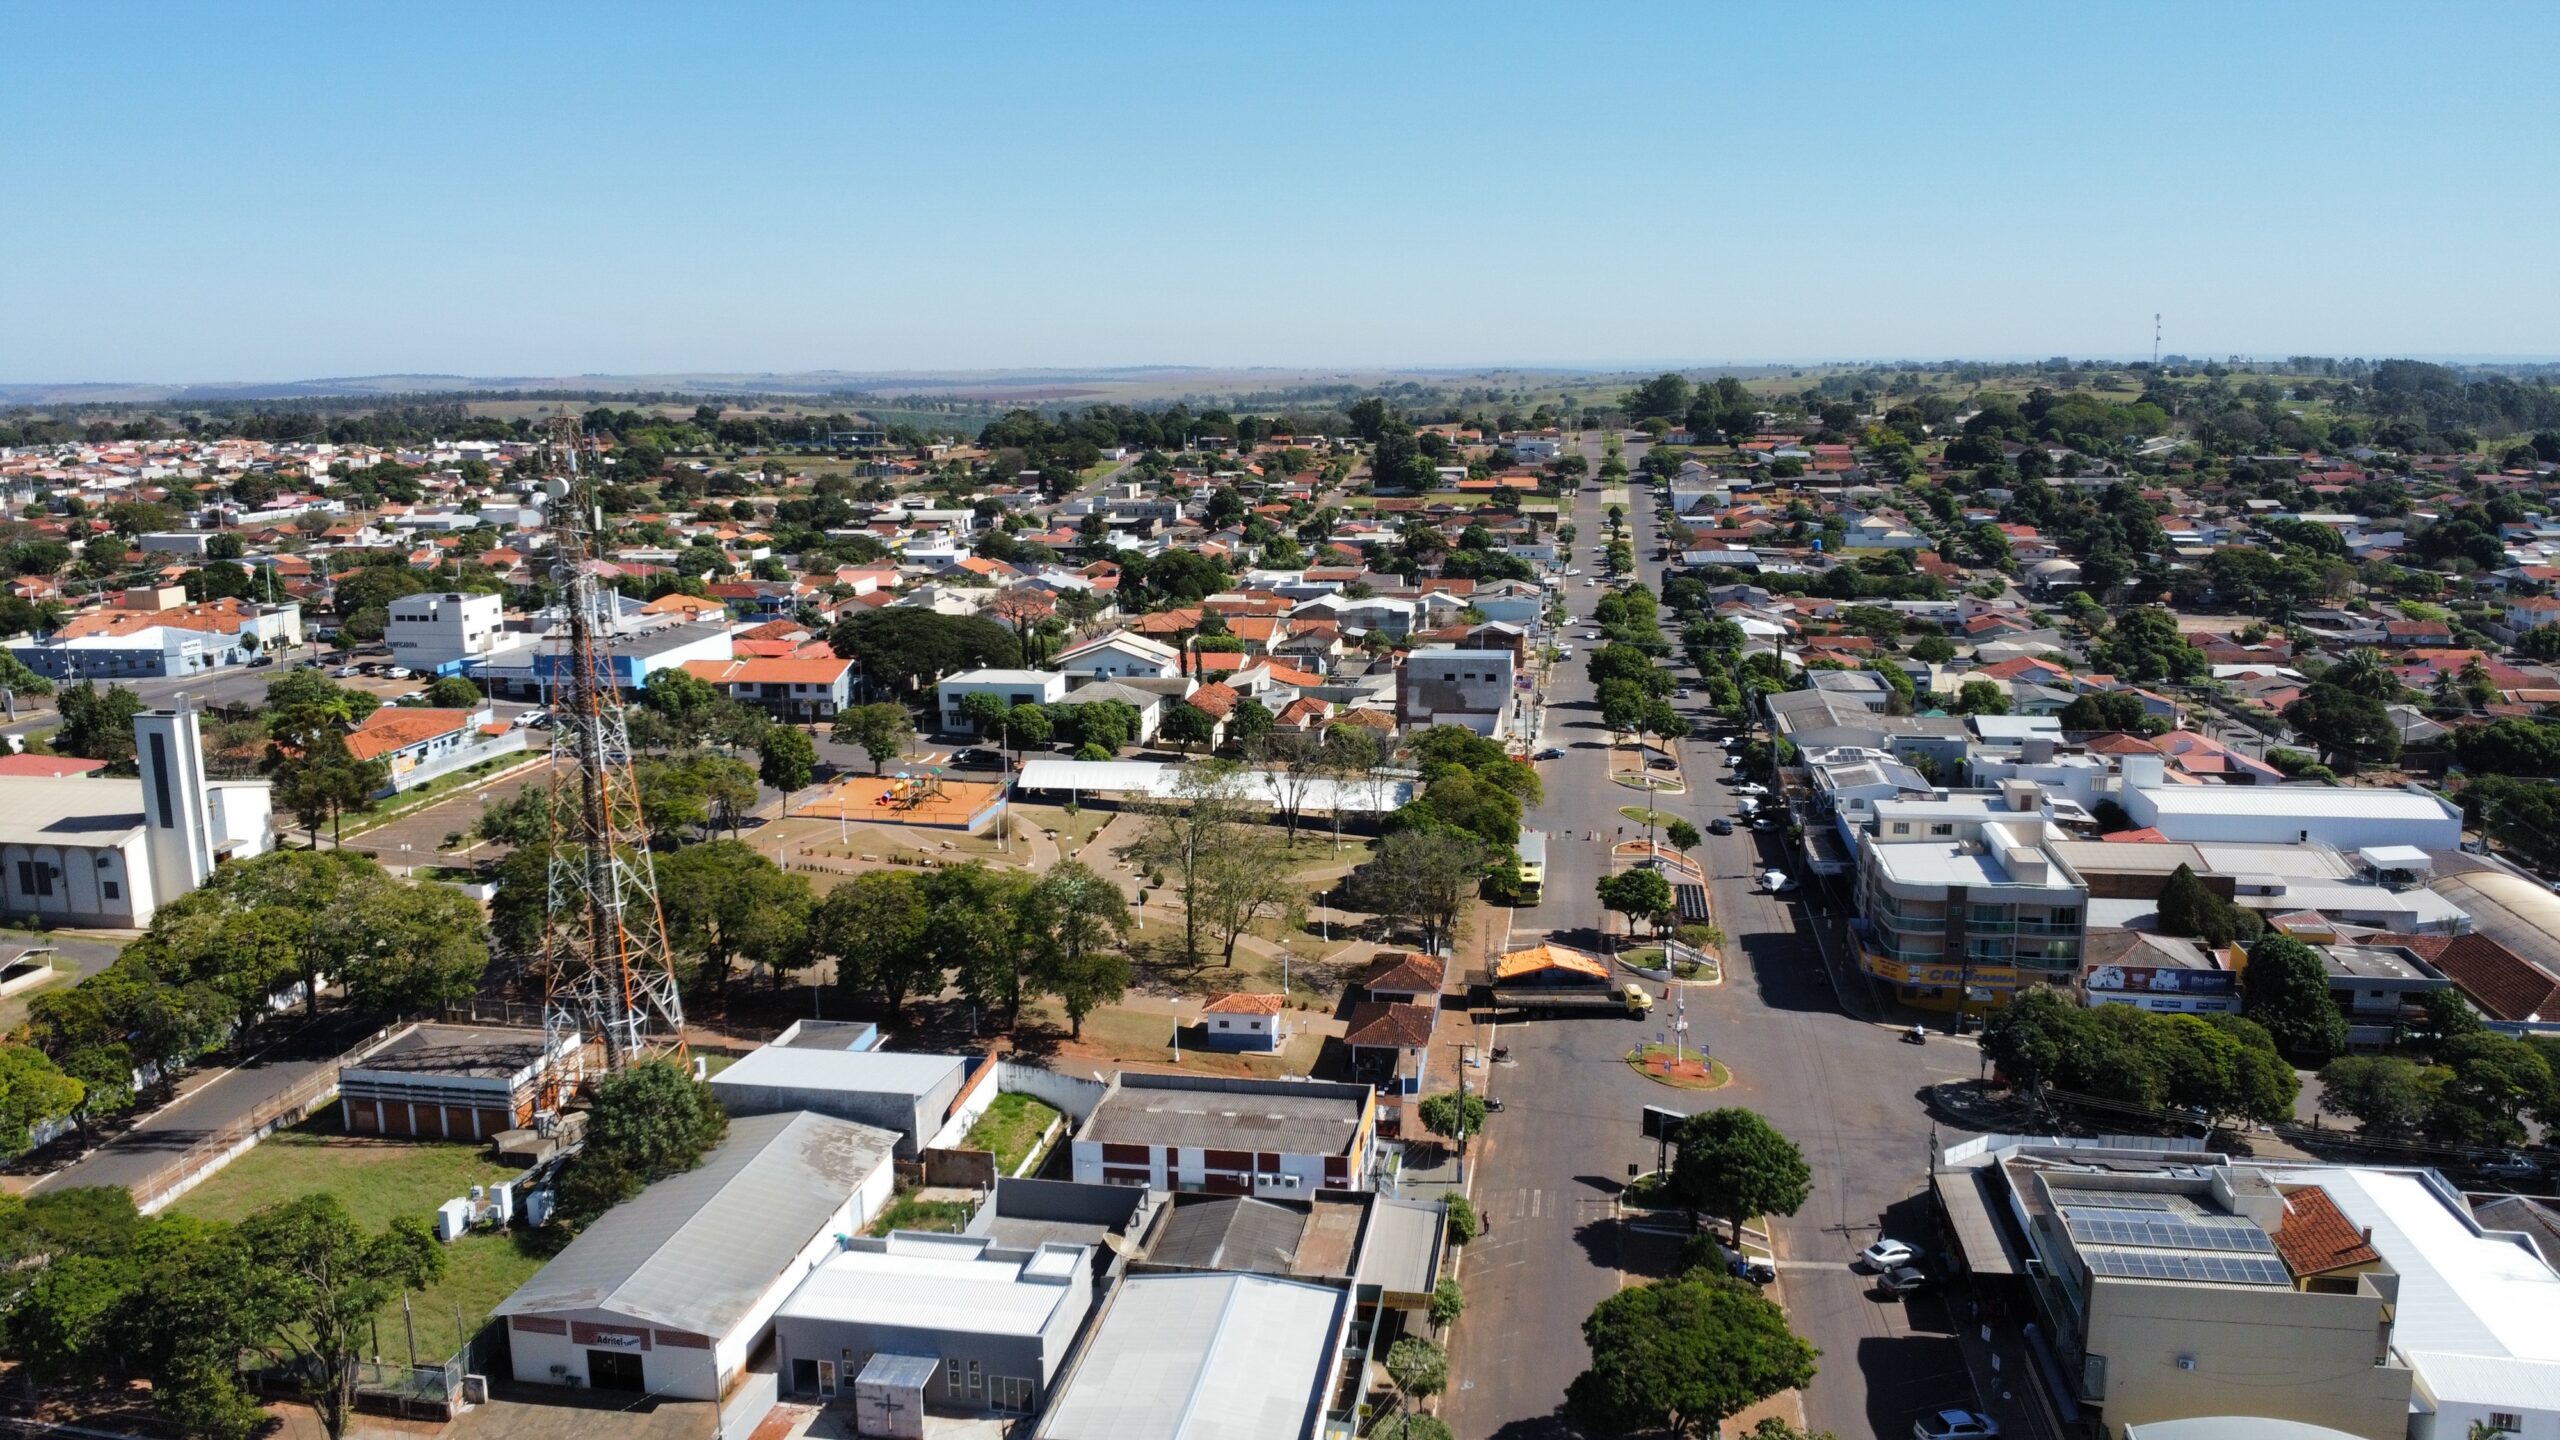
[0,365,1564,408]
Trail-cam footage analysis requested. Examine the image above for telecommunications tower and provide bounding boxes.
[536,416,686,1076]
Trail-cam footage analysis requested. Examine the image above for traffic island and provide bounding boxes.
[1625,1043,1730,1090]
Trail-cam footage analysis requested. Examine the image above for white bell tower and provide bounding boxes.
[134,700,216,894]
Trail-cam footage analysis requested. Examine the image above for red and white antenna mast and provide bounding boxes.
[536,416,686,1077]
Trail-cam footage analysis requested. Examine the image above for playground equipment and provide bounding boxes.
[876,767,948,811]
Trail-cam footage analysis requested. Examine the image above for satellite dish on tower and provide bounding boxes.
[544,478,571,500]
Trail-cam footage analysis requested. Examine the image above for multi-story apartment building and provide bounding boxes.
[1852,787,2090,1012]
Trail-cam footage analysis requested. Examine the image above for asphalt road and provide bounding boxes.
[1444,438,1997,1440]
[26,1007,383,1198]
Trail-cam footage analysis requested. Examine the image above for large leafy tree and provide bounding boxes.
[831,702,915,773]
[1597,867,1675,939]
[656,840,813,992]
[1568,1271,1818,1440]
[1671,1108,1812,1244]
[238,1195,444,1440]
[758,723,817,798]
[2316,1054,2441,1137]
[1345,828,1487,956]
[0,1045,83,1158]
[555,1058,729,1226]
[827,609,1021,693]
[2283,683,2401,773]
[811,871,937,1019]
[50,681,146,771]
[1021,861,1132,1037]
[2241,933,2348,1062]
[2429,1032,2557,1148]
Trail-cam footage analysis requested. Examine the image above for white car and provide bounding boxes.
[1861,1238,1921,1271]
[1912,1409,2000,1440]
[1730,781,1769,797]
[384,666,413,680]
[1760,870,1796,894]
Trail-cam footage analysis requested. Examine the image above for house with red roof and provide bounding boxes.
[1198,992,1285,1051]
[343,703,517,794]
[681,655,855,720]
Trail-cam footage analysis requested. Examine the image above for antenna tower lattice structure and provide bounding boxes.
[536,416,686,1077]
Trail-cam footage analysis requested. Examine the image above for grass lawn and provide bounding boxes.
[174,1116,543,1362]
[869,1189,976,1237]
[1015,803,1110,857]
[963,1093,1061,1176]
[1041,1000,1326,1078]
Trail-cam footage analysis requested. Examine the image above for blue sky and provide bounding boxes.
[6,1,2556,382]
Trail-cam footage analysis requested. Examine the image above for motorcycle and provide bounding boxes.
[1902,1025,1928,1046]
[1489,1045,1512,1062]
[1482,1096,1507,1112]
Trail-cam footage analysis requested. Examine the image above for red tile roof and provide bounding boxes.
[1201,992,1285,1016]
[0,754,106,778]
[1343,1001,1437,1050]
[1361,951,1446,995]
[2272,1184,2381,1277]
[2395,933,2560,1022]
[1186,681,1240,719]
[344,707,476,761]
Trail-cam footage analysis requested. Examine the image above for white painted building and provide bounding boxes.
[385,591,505,675]
[1071,1072,1378,1196]
[0,706,271,928]
[937,668,1069,734]
[2117,758,2464,851]
[495,1111,898,1402]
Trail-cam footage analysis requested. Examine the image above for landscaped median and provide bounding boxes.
[1625,1042,1730,1090]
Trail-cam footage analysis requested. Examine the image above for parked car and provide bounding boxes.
[384,666,413,680]
[1913,1410,2000,1440]
[334,664,362,678]
[1760,870,1797,895]
[950,748,1006,771]
[1880,1265,1932,1298]
[2481,1151,2545,1180]
[1708,818,1734,836]
[1753,815,1779,831]
[1731,782,1769,797]
[1860,1238,1921,1271]
[246,654,274,667]
[1728,1255,1777,1285]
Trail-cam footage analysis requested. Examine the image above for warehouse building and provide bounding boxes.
[708,1044,989,1159]
[494,1111,898,1401]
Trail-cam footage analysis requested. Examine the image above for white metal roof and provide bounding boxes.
[710,1045,963,1098]
[1015,759,1414,814]
[2267,1167,2560,1405]
[1037,1272,1341,1440]
[779,1233,1085,1338]
[2137,785,2456,821]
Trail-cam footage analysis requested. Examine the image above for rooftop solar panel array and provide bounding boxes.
[2060,1210,2277,1255]
[2084,1249,2291,1286]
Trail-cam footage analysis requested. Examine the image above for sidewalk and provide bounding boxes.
[1946,1300,2063,1440]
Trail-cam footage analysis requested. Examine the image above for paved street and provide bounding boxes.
[1444,438,1999,1440]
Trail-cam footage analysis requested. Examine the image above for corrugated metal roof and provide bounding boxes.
[494,1111,897,1337]
[710,1046,963,1098]
[1148,1198,1307,1274]
[1352,1196,1445,1297]
[1036,1272,1341,1440]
